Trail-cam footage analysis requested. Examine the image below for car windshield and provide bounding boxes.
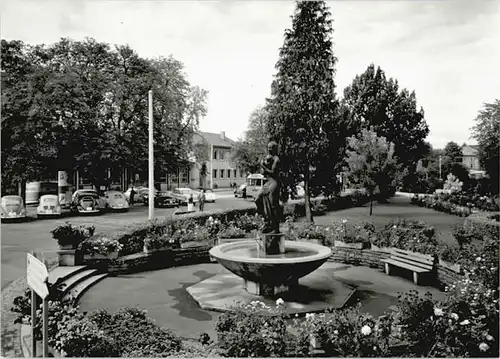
[205,189,213,193]
[1,196,22,205]
[42,197,57,203]
[113,194,124,199]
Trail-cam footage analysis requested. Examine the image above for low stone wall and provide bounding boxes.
[88,242,463,289]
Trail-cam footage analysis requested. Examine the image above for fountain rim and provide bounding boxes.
[209,240,332,264]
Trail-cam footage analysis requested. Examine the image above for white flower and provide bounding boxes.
[333,330,338,335]
[460,319,470,325]
[342,219,347,224]
[433,307,444,316]
[476,257,482,262]
[450,313,459,320]
[305,313,315,320]
[361,325,372,336]
[479,342,490,352]
[275,298,284,306]
[486,334,494,341]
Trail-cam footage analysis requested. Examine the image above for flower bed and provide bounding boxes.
[411,192,500,217]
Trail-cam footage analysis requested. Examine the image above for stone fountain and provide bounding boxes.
[187,142,356,314]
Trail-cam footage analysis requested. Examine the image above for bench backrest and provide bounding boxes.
[390,248,436,270]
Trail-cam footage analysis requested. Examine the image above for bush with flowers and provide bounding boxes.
[233,213,264,233]
[323,219,375,247]
[218,224,247,239]
[79,234,123,256]
[215,299,308,357]
[143,232,179,251]
[313,304,394,357]
[373,219,438,255]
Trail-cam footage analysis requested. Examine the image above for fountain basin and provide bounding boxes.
[209,240,332,289]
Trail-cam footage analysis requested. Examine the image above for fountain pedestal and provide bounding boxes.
[258,233,285,255]
[244,279,297,296]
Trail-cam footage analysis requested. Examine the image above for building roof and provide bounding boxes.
[193,131,235,148]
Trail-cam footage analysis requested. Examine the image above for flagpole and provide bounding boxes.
[148,90,154,220]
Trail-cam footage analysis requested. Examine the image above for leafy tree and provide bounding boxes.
[343,64,429,193]
[230,106,269,174]
[443,141,463,164]
[344,128,398,215]
[471,99,500,194]
[266,0,339,222]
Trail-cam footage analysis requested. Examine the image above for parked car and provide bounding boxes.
[70,190,102,214]
[1,195,27,221]
[234,184,247,198]
[36,195,62,218]
[143,190,177,208]
[104,191,129,211]
[171,188,198,205]
[200,189,216,203]
[124,187,148,203]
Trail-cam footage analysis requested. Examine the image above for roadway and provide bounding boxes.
[1,190,253,290]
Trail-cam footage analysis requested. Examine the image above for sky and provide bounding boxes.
[1,0,499,149]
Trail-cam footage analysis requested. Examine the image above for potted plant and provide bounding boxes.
[51,222,95,250]
[51,223,95,266]
[80,235,122,260]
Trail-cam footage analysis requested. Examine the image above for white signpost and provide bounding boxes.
[27,253,49,357]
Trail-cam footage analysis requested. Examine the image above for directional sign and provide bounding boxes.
[27,253,49,299]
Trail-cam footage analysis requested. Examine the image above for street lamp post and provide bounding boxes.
[439,155,442,180]
[148,90,154,221]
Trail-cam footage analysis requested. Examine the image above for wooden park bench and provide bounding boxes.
[381,248,436,285]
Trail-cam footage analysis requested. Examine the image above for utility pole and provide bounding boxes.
[439,155,442,180]
[148,90,154,221]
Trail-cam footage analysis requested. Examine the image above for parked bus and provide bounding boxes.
[246,174,266,199]
[26,182,58,204]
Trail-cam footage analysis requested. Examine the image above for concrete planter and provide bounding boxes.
[143,245,174,254]
[57,249,78,266]
[334,240,368,250]
[83,251,118,260]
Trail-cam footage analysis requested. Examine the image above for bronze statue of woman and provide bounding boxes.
[255,141,281,234]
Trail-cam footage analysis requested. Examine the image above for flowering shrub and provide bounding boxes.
[373,219,438,255]
[458,237,499,290]
[218,224,246,239]
[79,234,123,256]
[51,222,95,247]
[143,233,179,250]
[334,219,375,245]
[285,222,329,243]
[86,308,182,357]
[233,213,264,232]
[313,304,393,357]
[395,286,499,357]
[206,216,223,240]
[216,300,292,357]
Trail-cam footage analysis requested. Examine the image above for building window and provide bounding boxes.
[220,169,224,178]
[213,150,218,160]
[181,169,189,183]
[213,169,217,179]
[240,170,244,178]
[233,169,237,178]
[227,169,231,178]
[220,150,225,160]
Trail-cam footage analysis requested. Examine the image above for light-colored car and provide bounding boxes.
[36,195,62,218]
[171,188,198,205]
[124,187,148,203]
[1,195,27,221]
[70,190,102,214]
[199,189,216,203]
[104,191,129,211]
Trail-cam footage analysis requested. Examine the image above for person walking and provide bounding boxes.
[187,193,194,212]
[198,189,206,212]
[129,185,136,206]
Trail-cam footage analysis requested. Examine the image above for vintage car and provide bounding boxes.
[124,187,148,203]
[200,188,216,203]
[104,191,129,211]
[70,190,102,214]
[143,190,177,208]
[171,188,198,205]
[36,195,62,218]
[1,195,27,221]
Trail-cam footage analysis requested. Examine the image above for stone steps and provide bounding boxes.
[48,265,108,302]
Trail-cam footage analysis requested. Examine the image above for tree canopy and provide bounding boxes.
[471,99,500,194]
[265,0,339,222]
[1,38,207,192]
